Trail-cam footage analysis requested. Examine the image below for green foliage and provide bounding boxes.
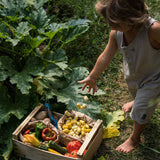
[0,116,22,160]
[0,0,105,159]
[104,110,124,128]
[97,154,108,160]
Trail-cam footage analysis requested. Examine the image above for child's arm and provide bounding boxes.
[149,22,160,49]
[78,30,118,94]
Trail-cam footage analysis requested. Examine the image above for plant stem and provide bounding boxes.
[141,144,160,154]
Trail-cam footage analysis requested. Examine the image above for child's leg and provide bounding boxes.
[116,121,146,153]
[122,100,134,112]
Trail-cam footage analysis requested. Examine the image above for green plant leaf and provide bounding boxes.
[44,49,67,62]
[106,110,125,127]
[0,116,27,160]
[42,23,66,41]
[102,110,125,138]
[0,56,17,81]
[0,0,29,25]
[16,22,32,36]
[42,49,68,70]
[0,70,11,81]
[54,49,68,70]
[24,56,44,76]
[0,32,7,39]
[62,25,89,44]
[97,156,106,160]
[6,37,19,46]
[2,139,12,160]
[61,19,91,44]
[54,49,68,62]
[24,0,48,9]
[0,85,27,126]
[43,19,90,46]
[34,0,49,9]
[10,72,33,94]
[97,154,108,160]
[26,36,47,50]
[66,19,91,27]
[43,64,63,78]
[0,56,44,94]
[55,62,68,71]
[29,7,50,31]
[0,23,9,39]
[6,22,32,46]
[24,0,35,5]
[9,57,44,94]
[49,23,66,32]
[0,0,16,11]
[68,100,102,121]
[0,83,39,127]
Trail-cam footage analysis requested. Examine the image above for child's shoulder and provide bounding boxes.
[108,30,116,42]
[149,21,160,49]
[150,21,160,33]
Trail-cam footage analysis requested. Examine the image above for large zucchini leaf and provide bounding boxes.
[39,67,105,120]
[0,85,27,127]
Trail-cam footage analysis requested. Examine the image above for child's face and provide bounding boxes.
[110,24,131,32]
[105,19,132,32]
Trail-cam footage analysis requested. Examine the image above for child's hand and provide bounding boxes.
[78,76,98,95]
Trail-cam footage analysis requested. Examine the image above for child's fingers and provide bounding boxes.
[93,86,98,95]
[88,86,91,93]
[78,80,85,84]
[82,83,87,91]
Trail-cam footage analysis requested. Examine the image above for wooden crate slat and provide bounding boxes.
[77,119,103,158]
[12,104,43,140]
[13,139,81,160]
[83,123,103,160]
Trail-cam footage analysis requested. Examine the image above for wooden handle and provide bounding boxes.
[77,119,103,157]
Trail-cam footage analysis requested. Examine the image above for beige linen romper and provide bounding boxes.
[115,17,160,124]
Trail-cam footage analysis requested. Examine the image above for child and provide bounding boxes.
[78,0,160,153]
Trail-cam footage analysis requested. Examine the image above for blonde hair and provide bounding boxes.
[95,0,149,27]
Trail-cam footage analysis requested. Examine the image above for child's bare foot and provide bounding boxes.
[122,100,134,113]
[116,137,140,153]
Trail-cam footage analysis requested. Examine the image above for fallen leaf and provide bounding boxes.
[103,126,120,139]
[106,110,124,127]
[103,110,125,139]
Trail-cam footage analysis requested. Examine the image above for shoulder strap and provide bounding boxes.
[147,17,157,30]
[115,30,122,49]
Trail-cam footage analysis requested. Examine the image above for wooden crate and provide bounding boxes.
[12,104,103,160]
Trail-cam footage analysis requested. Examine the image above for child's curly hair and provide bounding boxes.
[95,0,149,28]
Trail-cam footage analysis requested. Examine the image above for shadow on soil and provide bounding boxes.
[93,114,160,160]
